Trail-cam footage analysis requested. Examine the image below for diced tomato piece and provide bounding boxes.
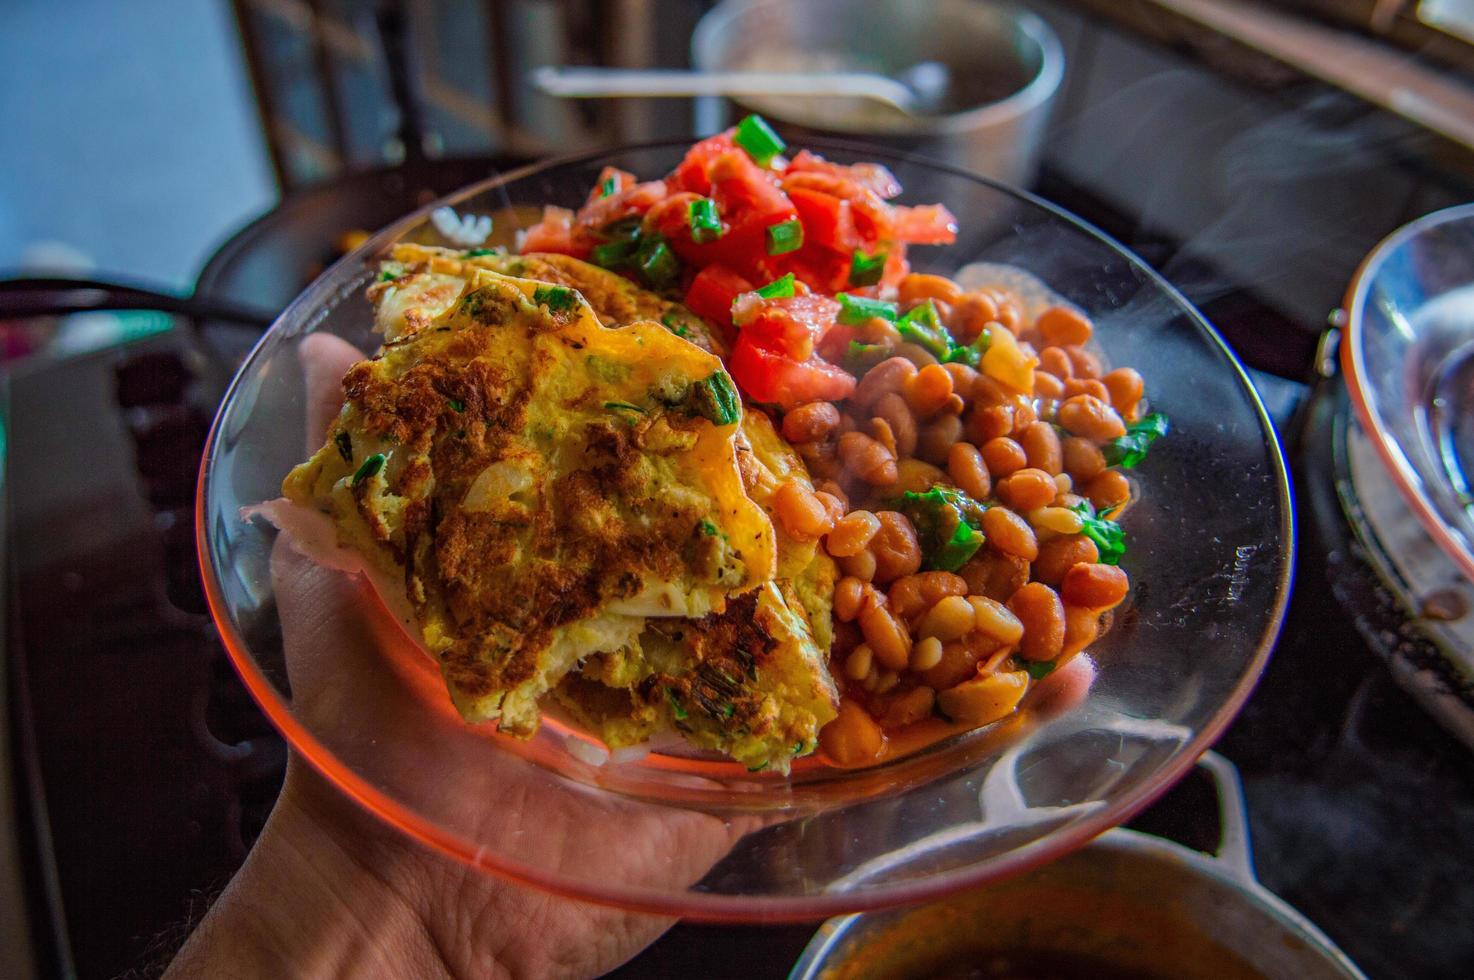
[574,180,669,233]
[583,166,637,207]
[521,206,585,256]
[781,171,893,245]
[728,332,856,409]
[787,150,903,200]
[893,203,958,245]
[670,131,740,195]
[788,187,862,254]
[684,264,752,333]
[734,294,841,361]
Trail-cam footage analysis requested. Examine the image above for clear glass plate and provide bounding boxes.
[1342,202,1474,583]
[196,139,1292,920]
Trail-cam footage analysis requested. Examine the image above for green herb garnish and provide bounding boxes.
[746,760,769,772]
[688,197,723,244]
[378,269,399,282]
[462,247,497,257]
[448,398,465,413]
[699,518,720,536]
[734,113,785,167]
[533,284,577,312]
[1073,501,1126,565]
[1024,659,1058,680]
[1104,412,1168,468]
[661,313,691,338]
[334,431,352,462]
[850,249,888,287]
[352,453,386,487]
[755,272,796,299]
[837,293,898,326]
[687,371,741,426]
[635,236,681,289]
[896,485,989,571]
[604,401,646,414]
[600,175,618,198]
[666,687,689,720]
[765,217,803,255]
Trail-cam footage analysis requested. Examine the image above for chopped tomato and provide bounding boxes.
[521,206,585,256]
[762,245,854,294]
[787,150,902,200]
[728,332,857,409]
[733,294,841,361]
[780,171,893,246]
[574,179,669,234]
[788,187,862,254]
[583,166,637,207]
[670,131,740,195]
[893,203,959,245]
[684,264,751,333]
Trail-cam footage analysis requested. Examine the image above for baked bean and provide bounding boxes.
[1102,367,1144,416]
[881,686,937,729]
[895,341,940,367]
[815,479,849,512]
[972,375,1011,407]
[1018,422,1063,475]
[833,576,868,621]
[855,314,904,346]
[782,401,841,444]
[895,458,947,494]
[1085,469,1131,510]
[1036,306,1094,346]
[1027,506,1084,537]
[838,431,899,486]
[1033,371,1065,401]
[947,443,991,501]
[967,403,1015,444]
[1062,436,1106,482]
[797,440,840,481]
[997,468,1058,511]
[839,548,878,582]
[827,512,882,558]
[995,300,1024,336]
[960,551,1030,602]
[916,413,964,465]
[1007,582,1066,661]
[903,363,955,419]
[854,357,918,411]
[859,594,911,670]
[1009,399,1037,434]
[844,643,874,680]
[1053,472,1073,495]
[918,633,995,690]
[871,511,923,584]
[981,436,1028,477]
[773,479,836,540]
[1063,378,1110,402]
[874,392,918,458]
[869,416,898,456]
[899,273,964,307]
[1033,535,1099,585]
[1037,347,1074,379]
[888,571,969,620]
[875,670,901,694]
[1063,605,1103,657]
[941,362,980,396]
[981,506,1039,560]
[937,671,1028,726]
[1057,395,1127,442]
[910,637,944,672]
[820,699,884,766]
[919,594,977,642]
[966,595,1024,646]
[816,491,845,525]
[1065,345,1103,379]
[1062,563,1130,609]
[942,392,966,416]
[946,292,1000,343]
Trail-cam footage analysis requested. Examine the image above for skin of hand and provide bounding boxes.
[167,333,757,979]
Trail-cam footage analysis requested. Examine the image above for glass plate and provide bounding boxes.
[196,139,1292,920]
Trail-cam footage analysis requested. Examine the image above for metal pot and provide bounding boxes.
[692,0,1064,186]
[789,753,1365,980]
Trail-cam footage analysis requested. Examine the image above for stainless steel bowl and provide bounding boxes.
[790,754,1365,980]
[692,0,1064,186]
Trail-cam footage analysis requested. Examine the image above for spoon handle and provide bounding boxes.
[530,66,915,112]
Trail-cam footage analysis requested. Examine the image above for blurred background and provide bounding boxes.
[4,1,1474,978]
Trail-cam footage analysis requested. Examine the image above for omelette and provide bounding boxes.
[284,247,838,770]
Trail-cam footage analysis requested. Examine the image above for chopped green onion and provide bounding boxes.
[1024,660,1058,680]
[352,453,385,487]
[661,312,691,338]
[462,247,498,257]
[746,760,769,772]
[941,329,990,368]
[688,197,723,244]
[895,485,989,572]
[533,284,578,313]
[845,340,891,375]
[734,114,785,167]
[1072,501,1126,565]
[792,740,806,755]
[592,239,637,268]
[666,687,689,720]
[688,371,741,426]
[837,293,898,325]
[604,401,645,414]
[897,300,951,359]
[448,398,465,413]
[765,218,803,255]
[600,175,618,198]
[755,272,796,299]
[699,518,721,536]
[334,431,352,462]
[378,269,399,282]
[635,236,681,289]
[1104,413,1168,468]
[850,249,888,287]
